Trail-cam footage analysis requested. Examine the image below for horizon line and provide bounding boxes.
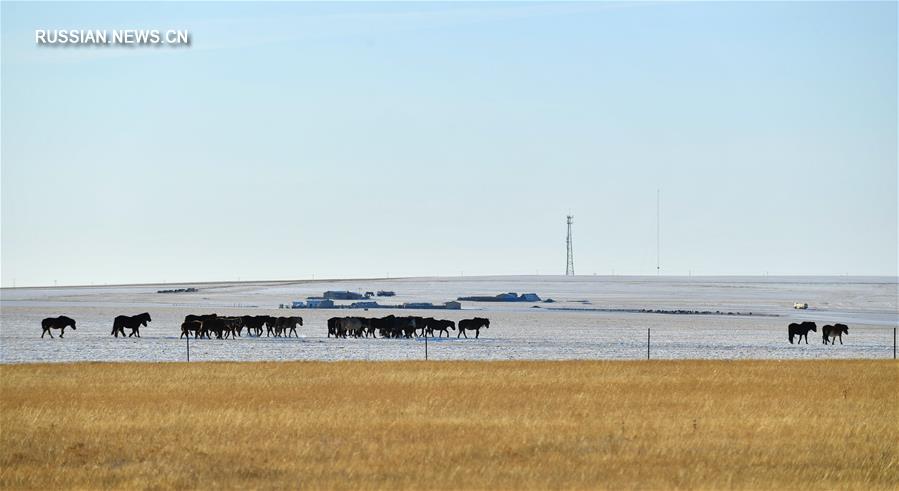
[2,273,898,291]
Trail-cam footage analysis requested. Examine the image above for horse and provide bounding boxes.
[426,318,455,337]
[458,317,490,339]
[822,323,849,345]
[202,317,230,339]
[220,317,243,339]
[328,317,348,338]
[184,314,217,338]
[395,317,418,338]
[180,320,203,338]
[241,315,266,337]
[41,316,76,338]
[277,316,303,337]
[111,312,151,338]
[788,321,817,344]
[363,318,378,338]
[373,316,399,338]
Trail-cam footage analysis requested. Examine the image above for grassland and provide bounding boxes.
[1,360,897,490]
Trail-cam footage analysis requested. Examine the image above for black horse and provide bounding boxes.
[458,318,490,339]
[788,321,817,344]
[111,312,152,338]
[272,316,303,337]
[822,323,849,345]
[41,316,76,338]
[425,318,455,337]
[180,320,203,338]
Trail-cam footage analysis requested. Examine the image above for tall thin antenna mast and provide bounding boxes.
[565,215,575,276]
[656,189,660,276]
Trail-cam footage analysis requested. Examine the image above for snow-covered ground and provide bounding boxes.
[1,276,896,363]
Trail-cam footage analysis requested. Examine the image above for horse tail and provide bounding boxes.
[789,332,794,344]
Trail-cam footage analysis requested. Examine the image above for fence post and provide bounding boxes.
[894,327,896,360]
[647,328,651,360]
[186,333,190,362]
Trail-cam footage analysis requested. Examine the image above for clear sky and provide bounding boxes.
[1,1,896,287]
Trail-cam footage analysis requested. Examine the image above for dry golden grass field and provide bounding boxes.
[1,360,897,490]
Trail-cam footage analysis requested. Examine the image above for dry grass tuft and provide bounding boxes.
[1,360,897,489]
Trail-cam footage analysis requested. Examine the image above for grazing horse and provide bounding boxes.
[111,312,151,338]
[426,318,455,337]
[788,321,817,344]
[41,316,76,338]
[822,323,849,345]
[458,317,490,339]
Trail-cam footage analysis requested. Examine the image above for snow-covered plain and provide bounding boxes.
[1,276,896,363]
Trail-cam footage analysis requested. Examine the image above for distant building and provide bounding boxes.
[457,292,542,302]
[351,301,380,309]
[377,290,396,297]
[306,298,334,309]
[401,301,462,310]
[403,302,435,309]
[157,287,198,294]
[323,291,366,300]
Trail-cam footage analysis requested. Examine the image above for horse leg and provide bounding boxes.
[475,328,480,339]
[838,335,842,345]
[59,327,65,338]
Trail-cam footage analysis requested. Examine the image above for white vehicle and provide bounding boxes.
[793,302,809,310]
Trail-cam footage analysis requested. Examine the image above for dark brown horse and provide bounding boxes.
[111,312,151,338]
[41,316,76,338]
[788,321,817,344]
[458,318,490,339]
[822,323,849,345]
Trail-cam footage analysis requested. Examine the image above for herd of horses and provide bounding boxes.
[180,314,303,339]
[40,315,851,347]
[327,316,489,339]
[787,321,850,345]
[38,313,490,340]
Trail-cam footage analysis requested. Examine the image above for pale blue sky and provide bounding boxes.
[1,1,896,287]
